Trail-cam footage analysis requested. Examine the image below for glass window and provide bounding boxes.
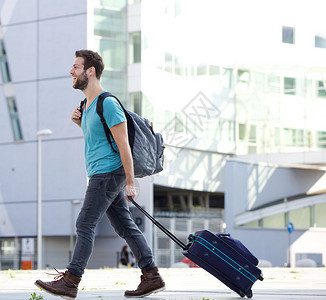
[101,70,126,99]
[6,97,23,141]
[222,68,233,88]
[316,131,326,148]
[129,92,142,115]
[197,64,207,76]
[94,8,126,39]
[241,220,260,228]
[315,203,326,227]
[263,213,285,228]
[237,69,250,88]
[209,65,219,76]
[129,32,141,63]
[295,129,304,146]
[305,79,313,98]
[164,52,173,73]
[316,80,326,98]
[249,124,256,143]
[93,4,127,102]
[284,77,296,95]
[217,119,234,143]
[98,0,127,9]
[174,56,182,76]
[289,207,311,229]
[282,26,295,44]
[315,35,326,49]
[268,74,280,93]
[238,123,246,141]
[253,72,265,92]
[128,0,141,4]
[283,128,303,146]
[0,41,12,83]
[174,113,184,132]
[95,39,126,70]
[283,128,292,145]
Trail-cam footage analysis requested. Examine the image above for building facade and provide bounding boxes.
[0,0,326,269]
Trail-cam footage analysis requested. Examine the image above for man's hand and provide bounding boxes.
[71,106,82,127]
[125,184,137,201]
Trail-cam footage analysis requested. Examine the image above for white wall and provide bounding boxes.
[290,228,326,267]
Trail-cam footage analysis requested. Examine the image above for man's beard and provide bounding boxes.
[73,71,88,91]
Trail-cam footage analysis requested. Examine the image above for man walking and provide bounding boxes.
[35,50,165,299]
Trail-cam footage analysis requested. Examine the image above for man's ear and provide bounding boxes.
[87,66,96,77]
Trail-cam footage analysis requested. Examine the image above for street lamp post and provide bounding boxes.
[37,129,52,270]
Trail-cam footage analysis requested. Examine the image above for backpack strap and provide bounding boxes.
[96,92,118,153]
[79,98,86,120]
[96,91,136,153]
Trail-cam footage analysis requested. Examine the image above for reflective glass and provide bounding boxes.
[94,8,126,39]
[6,97,23,141]
[282,26,295,44]
[129,32,141,63]
[315,203,326,227]
[95,39,126,70]
[263,213,285,228]
[315,35,326,49]
[289,207,311,229]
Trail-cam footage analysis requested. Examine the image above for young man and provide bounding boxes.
[35,50,165,299]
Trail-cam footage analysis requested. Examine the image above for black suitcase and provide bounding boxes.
[183,230,263,298]
[129,197,263,298]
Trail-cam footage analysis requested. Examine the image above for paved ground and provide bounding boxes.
[1,267,326,300]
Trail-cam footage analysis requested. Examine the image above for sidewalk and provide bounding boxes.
[1,267,326,300]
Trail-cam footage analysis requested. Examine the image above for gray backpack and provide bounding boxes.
[81,92,164,178]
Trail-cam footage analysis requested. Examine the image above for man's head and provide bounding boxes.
[70,50,104,90]
[75,50,104,79]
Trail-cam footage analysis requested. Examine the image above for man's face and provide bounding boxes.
[70,57,89,91]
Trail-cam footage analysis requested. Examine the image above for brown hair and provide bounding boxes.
[75,50,104,79]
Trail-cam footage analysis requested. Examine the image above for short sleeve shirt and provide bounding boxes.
[81,91,126,177]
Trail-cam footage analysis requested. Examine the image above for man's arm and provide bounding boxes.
[110,121,137,199]
[71,106,82,127]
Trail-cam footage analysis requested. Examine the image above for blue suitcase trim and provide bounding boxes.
[189,235,258,283]
[184,230,263,298]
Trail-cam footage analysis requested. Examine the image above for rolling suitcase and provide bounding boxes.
[129,196,264,298]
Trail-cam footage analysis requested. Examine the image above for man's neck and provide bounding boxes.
[83,82,104,105]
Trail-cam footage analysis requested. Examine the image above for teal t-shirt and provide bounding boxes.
[81,91,126,177]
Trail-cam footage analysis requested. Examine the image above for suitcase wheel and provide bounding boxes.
[246,290,253,298]
[238,290,246,298]
[238,289,253,298]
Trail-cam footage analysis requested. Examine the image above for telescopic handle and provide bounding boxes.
[128,196,187,250]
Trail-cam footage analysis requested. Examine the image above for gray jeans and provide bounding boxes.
[67,167,155,277]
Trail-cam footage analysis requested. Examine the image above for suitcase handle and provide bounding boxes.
[128,196,187,250]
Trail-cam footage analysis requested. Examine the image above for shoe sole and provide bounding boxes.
[34,282,75,300]
[124,286,166,298]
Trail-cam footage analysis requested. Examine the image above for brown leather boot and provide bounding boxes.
[124,266,165,298]
[34,268,81,300]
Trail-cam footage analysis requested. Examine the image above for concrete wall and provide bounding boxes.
[0,1,88,244]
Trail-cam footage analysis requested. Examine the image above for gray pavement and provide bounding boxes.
[1,267,326,300]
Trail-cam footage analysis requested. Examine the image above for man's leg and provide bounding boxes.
[35,171,124,299]
[67,173,122,276]
[106,192,165,297]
